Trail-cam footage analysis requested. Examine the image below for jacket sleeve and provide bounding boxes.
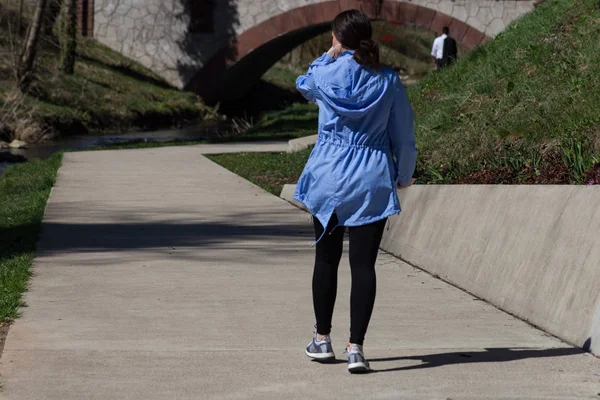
[388,76,418,186]
[296,53,336,102]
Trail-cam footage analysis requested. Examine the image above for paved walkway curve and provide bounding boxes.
[0,145,598,399]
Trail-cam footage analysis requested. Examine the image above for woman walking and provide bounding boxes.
[295,10,418,373]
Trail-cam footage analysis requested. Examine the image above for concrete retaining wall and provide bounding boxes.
[281,184,600,354]
[287,135,317,153]
[280,184,309,211]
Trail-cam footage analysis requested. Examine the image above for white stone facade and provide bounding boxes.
[93,0,535,89]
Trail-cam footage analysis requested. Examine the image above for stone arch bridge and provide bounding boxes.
[91,0,537,104]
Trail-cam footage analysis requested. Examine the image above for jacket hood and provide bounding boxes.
[313,51,390,118]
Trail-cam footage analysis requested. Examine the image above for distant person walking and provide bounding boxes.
[431,26,457,69]
[295,10,417,373]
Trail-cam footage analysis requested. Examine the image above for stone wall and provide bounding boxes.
[92,0,535,90]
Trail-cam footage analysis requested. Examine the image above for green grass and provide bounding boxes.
[0,154,62,320]
[24,39,210,136]
[253,103,318,138]
[411,0,600,182]
[214,0,600,188]
[207,147,313,195]
[262,66,300,91]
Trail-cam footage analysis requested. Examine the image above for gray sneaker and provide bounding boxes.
[346,344,370,373]
[305,334,335,361]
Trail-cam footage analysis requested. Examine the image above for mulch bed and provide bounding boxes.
[451,152,595,184]
[583,163,600,185]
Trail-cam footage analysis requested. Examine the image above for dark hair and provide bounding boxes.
[332,10,380,70]
[443,26,450,35]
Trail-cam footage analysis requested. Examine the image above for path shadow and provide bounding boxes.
[370,347,587,373]
[35,222,310,253]
[0,209,313,258]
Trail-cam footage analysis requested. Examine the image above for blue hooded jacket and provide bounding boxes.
[294,50,417,236]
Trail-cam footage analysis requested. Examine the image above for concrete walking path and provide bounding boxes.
[0,144,598,399]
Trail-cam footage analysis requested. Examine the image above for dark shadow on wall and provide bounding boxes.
[217,22,331,104]
[185,20,332,106]
[210,22,334,115]
[77,54,173,89]
[173,0,239,102]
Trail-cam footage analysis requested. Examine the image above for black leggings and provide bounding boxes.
[312,214,387,346]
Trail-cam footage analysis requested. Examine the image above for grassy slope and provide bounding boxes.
[0,154,62,320]
[251,103,318,139]
[412,0,600,182]
[0,4,210,141]
[213,0,600,189]
[26,39,209,135]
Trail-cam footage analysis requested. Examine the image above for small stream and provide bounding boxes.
[0,121,227,176]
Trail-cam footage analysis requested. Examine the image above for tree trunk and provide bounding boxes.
[46,0,64,37]
[17,0,49,88]
[59,0,77,74]
[16,0,24,36]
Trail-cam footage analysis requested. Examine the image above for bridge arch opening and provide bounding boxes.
[187,1,490,105]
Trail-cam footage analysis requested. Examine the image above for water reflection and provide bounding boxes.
[0,121,225,176]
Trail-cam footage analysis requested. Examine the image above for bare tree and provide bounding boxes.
[45,0,64,37]
[17,0,49,88]
[58,0,76,74]
[16,0,24,35]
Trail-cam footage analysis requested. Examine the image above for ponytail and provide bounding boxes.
[354,39,380,70]
[332,10,381,71]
